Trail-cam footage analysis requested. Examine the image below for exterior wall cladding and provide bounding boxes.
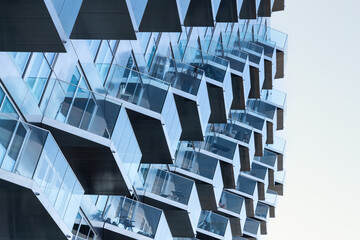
[0,0,287,240]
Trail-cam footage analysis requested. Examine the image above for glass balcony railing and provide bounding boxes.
[105,64,170,113]
[266,136,286,154]
[44,78,117,138]
[195,132,237,160]
[218,191,245,215]
[175,142,218,180]
[226,37,264,66]
[143,167,194,206]
[210,122,252,144]
[261,89,287,108]
[247,99,277,120]
[255,202,270,220]
[148,54,204,95]
[240,33,277,59]
[102,196,165,239]
[244,218,260,237]
[231,110,266,131]
[243,163,268,182]
[207,41,249,74]
[0,113,84,230]
[253,150,277,169]
[253,25,288,52]
[197,210,229,237]
[275,171,286,184]
[236,175,257,197]
[262,190,278,206]
[179,45,230,83]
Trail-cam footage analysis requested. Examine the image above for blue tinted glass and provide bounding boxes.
[87,40,101,59]
[24,53,51,102]
[10,52,31,75]
[95,41,113,83]
[0,88,4,104]
[0,98,19,119]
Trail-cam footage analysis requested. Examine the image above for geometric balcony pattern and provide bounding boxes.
[0,0,287,239]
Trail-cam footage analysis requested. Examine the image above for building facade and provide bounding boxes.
[0,0,287,239]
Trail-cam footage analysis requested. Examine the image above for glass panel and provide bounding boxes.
[2,123,27,171]
[211,122,252,144]
[175,142,218,180]
[247,99,276,119]
[231,110,265,130]
[219,191,244,215]
[1,97,19,119]
[196,134,237,160]
[261,89,287,108]
[95,41,114,83]
[144,168,194,205]
[148,54,204,95]
[10,52,31,75]
[207,40,248,74]
[86,40,101,59]
[72,212,82,235]
[180,46,229,83]
[197,210,228,237]
[0,115,18,166]
[24,53,51,102]
[103,196,162,239]
[0,88,4,104]
[44,78,115,138]
[236,175,256,196]
[105,64,170,113]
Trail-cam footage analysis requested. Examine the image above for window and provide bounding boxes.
[72,211,96,240]
[23,53,52,102]
[10,52,31,76]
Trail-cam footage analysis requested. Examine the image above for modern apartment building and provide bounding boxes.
[0,0,287,239]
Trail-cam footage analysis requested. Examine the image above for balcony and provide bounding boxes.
[254,202,270,235]
[101,196,172,240]
[149,54,210,141]
[253,25,288,79]
[184,0,221,27]
[105,64,179,164]
[217,191,246,236]
[0,113,84,239]
[173,142,223,210]
[240,0,261,19]
[242,33,277,90]
[228,175,258,218]
[195,132,240,189]
[210,121,255,171]
[235,41,264,99]
[269,170,285,196]
[71,0,137,39]
[180,46,232,123]
[207,40,251,111]
[253,149,277,170]
[41,78,135,195]
[231,110,267,157]
[0,1,66,52]
[243,218,261,239]
[216,0,241,22]
[261,89,287,130]
[265,136,286,155]
[240,162,269,200]
[197,211,232,240]
[139,167,201,237]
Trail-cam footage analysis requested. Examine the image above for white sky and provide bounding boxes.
[264,0,360,239]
